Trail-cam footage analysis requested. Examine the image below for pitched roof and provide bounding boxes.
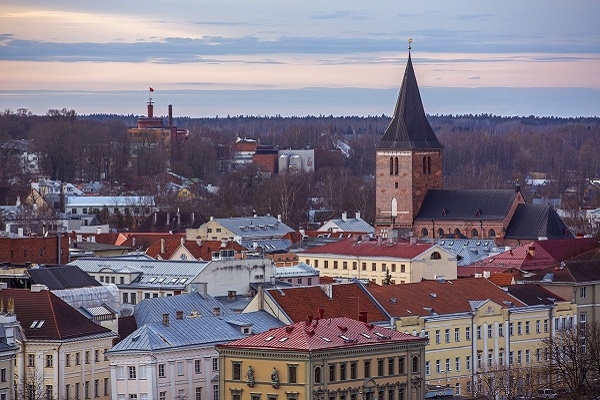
[504,204,574,240]
[134,292,235,326]
[527,259,600,284]
[506,284,566,305]
[0,288,114,341]
[213,216,295,239]
[146,238,246,260]
[415,189,519,221]
[26,265,101,290]
[121,233,185,251]
[367,278,524,318]
[487,272,515,286]
[265,282,389,323]
[110,311,284,353]
[218,317,425,352]
[318,214,375,234]
[376,53,443,150]
[301,237,434,259]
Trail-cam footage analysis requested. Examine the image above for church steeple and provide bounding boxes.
[376,44,443,150]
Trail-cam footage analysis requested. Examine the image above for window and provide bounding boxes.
[94,349,99,363]
[476,326,481,339]
[580,313,587,330]
[454,328,460,342]
[46,385,53,400]
[195,360,202,374]
[412,356,419,373]
[85,381,89,399]
[66,353,70,367]
[430,251,441,260]
[233,362,241,380]
[350,362,357,379]
[329,363,336,381]
[455,357,460,372]
[436,360,440,374]
[580,286,587,299]
[46,354,53,368]
[525,349,530,363]
[398,357,404,374]
[509,351,514,365]
[499,324,504,337]
[378,359,384,376]
[139,365,147,380]
[76,352,81,365]
[128,366,136,379]
[544,319,549,333]
[158,364,166,378]
[425,361,430,375]
[445,358,451,372]
[75,383,80,400]
[177,361,184,376]
[160,393,166,400]
[340,362,347,380]
[388,358,394,375]
[477,353,482,369]
[445,329,450,343]
[525,321,530,334]
[85,351,90,364]
[364,360,371,378]
[284,364,295,383]
[104,379,109,396]
[466,356,471,371]
[465,326,471,341]
[314,366,322,383]
[213,358,219,371]
[195,387,202,400]
[499,351,504,365]
[213,386,219,400]
[517,350,522,364]
[343,261,347,270]
[27,353,35,367]
[517,322,522,335]
[352,262,357,270]
[509,322,514,336]
[333,261,338,269]
[391,264,396,272]
[400,264,406,273]
[488,325,492,338]
[487,352,493,367]
[435,330,440,344]
[324,260,329,269]
[0,368,5,382]
[66,385,70,399]
[94,380,99,398]
[371,263,376,271]
[117,366,125,380]
[362,262,366,271]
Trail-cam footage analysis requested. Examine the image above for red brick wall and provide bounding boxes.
[253,153,278,174]
[0,235,69,265]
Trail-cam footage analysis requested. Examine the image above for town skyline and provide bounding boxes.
[1,0,599,117]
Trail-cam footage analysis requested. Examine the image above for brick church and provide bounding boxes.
[374,49,572,246]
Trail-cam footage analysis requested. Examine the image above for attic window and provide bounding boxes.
[179,278,188,284]
[148,277,157,283]
[475,209,482,217]
[360,333,371,339]
[30,320,45,329]
[441,208,447,216]
[339,335,350,340]
[264,336,274,342]
[320,336,332,342]
[279,337,288,342]
[170,278,178,283]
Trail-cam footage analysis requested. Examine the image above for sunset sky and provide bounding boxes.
[1,1,599,117]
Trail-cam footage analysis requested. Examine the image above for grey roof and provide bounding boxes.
[435,239,501,266]
[319,217,374,234]
[415,189,518,221]
[376,53,443,150]
[240,238,292,253]
[108,310,284,353]
[274,262,319,278]
[65,196,155,208]
[134,292,235,326]
[214,216,295,239]
[27,265,101,290]
[70,257,209,290]
[504,204,573,240]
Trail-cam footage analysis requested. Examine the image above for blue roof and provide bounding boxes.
[134,292,235,326]
[108,311,284,353]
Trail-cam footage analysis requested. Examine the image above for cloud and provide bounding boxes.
[469,76,481,80]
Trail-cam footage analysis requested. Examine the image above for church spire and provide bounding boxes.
[376,40,443,150]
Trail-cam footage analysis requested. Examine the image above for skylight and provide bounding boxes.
[360,333,371,339]
[264,336,274,342]
[148,277,157,283]
[29,320,45,329]
[279,337,288,342]
[320,336,332,342]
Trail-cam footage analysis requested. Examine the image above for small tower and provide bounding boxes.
[375,41,444,233]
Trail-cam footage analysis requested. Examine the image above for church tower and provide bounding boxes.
[375,46,444,234]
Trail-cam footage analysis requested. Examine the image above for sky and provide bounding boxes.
[0,1,599,118]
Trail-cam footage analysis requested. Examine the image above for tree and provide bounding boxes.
[474,361,549,400]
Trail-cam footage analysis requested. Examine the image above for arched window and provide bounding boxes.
[437,228,445,238]
[488,229,496,238]
[454,228,461,236]
[427,156,432,175]
[430,251,441,260]
[421,228,429,238]
[471,228,479,238]
[423,156,427,174]
[412,356,419,373]
[395,157,399,176]
[389,157,394,175]
[314,366,321,383]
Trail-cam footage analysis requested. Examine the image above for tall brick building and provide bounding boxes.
[375,49,572,245]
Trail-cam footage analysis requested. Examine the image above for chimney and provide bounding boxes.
[180,237,185,246]
[359,311,368,323]
[176,311,184,320]
[168,104,173,126]
[166,212,170,225]
[341,212,347,221]
[528,246,535,257]
[160,238,166,254]
[191,212,195,225]
[132,237,136,247]
[153,212,157,226]
[318,308,325,319]
[307,315,313,324]
[30,284,48,292]
[277,214,281,222]
[355,211,361,220]
[213,307,221,316]
[162,313,169,326]
[228,291,237,301]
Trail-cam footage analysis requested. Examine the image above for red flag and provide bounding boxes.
[149,87,154,92]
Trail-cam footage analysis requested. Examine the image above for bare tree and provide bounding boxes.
[474,362,549,400]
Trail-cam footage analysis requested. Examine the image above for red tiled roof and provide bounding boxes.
[367,278,524,318]
[1,288,113,340]
[301,238,433,259]
[266,283,388,323]
[146,239,245,261]
[536,238,599,261]
[122,233,185,251]
[218,317,425,351]
[488,272,515,286]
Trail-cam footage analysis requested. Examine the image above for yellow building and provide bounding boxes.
[301,238,457,285]
[368,279,577,397]
[217,316,427,400]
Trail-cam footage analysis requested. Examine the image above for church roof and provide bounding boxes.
[504,204,574,240]
[376,53,443,150]
[415,189,519,221]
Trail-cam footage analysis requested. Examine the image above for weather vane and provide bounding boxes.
[408,38,412,51]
